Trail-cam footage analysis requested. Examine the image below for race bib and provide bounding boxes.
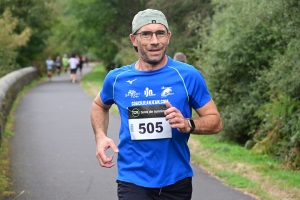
[128,105,172,140]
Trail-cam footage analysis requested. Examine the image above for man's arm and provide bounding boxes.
[165,100,222,135]
[90,95,119,168]
[191,100,222,134]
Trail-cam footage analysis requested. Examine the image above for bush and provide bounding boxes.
[192,0,300,169]
[0,9,31,77]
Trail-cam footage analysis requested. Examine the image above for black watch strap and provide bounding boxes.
[187,119,195,133]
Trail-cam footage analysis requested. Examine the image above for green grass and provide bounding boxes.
[81,63,107,82]
[80,63,106,98]
[195,135,279,165]
[190,134,300,199]
[266,169,300,188]
[214,170,257,188]
[81,63,106,87]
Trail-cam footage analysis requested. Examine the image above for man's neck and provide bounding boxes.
[135,55,168,71]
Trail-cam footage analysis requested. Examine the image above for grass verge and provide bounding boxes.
[80,64,300,200]
[81,63,119,114]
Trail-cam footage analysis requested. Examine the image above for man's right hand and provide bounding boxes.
[95,137,119,168]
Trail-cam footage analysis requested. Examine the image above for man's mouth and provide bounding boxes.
[149,49,161,53]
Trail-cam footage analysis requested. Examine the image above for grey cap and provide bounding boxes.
[132,9,169,34]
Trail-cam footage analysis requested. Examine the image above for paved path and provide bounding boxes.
[9,66,256,200]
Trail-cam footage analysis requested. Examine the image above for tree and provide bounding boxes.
[147,0,214,64]
[66,0,146,69]
[0,9,31,77]
[66,0,213,69]
[0,0,58,68]
[193,0,300,169]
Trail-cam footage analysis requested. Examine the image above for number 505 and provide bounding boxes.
[139,122,163,134]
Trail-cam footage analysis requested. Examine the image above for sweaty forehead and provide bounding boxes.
[138,24,167,32]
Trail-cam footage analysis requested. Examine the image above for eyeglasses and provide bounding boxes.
[134,30,168,40]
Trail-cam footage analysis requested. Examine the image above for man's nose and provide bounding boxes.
[150,33,159,43]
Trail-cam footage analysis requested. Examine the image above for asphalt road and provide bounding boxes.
[9,65,256,200]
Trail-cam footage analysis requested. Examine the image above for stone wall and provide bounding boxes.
[0,67,38,144]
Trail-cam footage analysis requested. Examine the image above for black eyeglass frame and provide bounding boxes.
[134,30,168,40]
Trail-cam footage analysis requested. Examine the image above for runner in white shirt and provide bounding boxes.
[68,54,79,83]
[45,56,54,81]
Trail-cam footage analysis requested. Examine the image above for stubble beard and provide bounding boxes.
[140,45,168,66]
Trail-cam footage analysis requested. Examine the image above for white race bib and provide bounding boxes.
[128,105,172,140]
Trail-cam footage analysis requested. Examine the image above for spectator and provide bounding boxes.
[45,56,54,81]
[62,54,69,73]
[174,52,187,63]
[55,55,62,76]
[68,54,79,83]
[77,56,84,77]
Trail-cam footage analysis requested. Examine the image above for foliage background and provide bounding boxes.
[0,0,299,169]
[0,9,31,77]
[193,0,300,170]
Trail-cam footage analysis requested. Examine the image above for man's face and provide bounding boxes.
[130,24,171,65]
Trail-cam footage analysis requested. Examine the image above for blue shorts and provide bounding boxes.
[117,177,192,200]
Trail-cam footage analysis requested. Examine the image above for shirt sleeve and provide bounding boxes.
[188,70,211,109]
[99,71,115,105]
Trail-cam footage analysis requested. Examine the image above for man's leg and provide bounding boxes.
[117,181,159,200]
[117,178,192,200]
[160,177,193,200]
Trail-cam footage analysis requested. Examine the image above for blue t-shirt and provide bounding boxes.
[100,56,211,188]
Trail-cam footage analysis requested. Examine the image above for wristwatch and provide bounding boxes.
[187,119,195,133]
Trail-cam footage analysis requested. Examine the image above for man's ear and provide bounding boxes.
[167,31,172,44]
[129,34,137,46]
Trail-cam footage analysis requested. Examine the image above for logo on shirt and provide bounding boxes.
[144,87,156,97]
[127,79,137,84]
[161,87,174,98]
[131,108,140,118]
[125,90,140,98]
